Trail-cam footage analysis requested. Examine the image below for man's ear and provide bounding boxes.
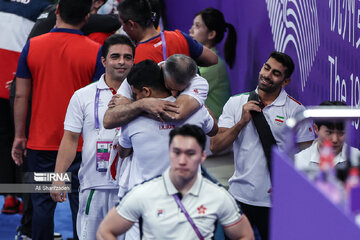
[55,4,60,15]
[314,123,319,136]
[101,56,106,68]
[127,19,137,30]
[142,87,152,97]
[200,150,207,164]
[282,77,291,87]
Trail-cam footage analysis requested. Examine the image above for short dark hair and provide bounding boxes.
[118,0,155,29]
[102,34,135,58]
[58,0,92,26]
[169,124,206,151]
[267,51,295,78]
[163,54,197,86]
[127,60,167,92]
[315,101,347,131]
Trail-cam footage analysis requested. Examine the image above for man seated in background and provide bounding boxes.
[295,101,360,171]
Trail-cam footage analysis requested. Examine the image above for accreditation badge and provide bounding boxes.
[95,140,112,172]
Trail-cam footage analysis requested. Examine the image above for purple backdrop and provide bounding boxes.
[164,0,360,147]
[271,149,360,240]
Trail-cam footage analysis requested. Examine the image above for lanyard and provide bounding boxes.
[173,193,204,240]
[94,87,117,130]
[94,88,101,130]
[160,31,167,61]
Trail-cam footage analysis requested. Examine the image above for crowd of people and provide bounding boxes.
[1,0,356,240]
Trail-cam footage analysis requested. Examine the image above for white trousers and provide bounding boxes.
[76,188,123,240]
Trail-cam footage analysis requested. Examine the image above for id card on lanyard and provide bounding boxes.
[94,88,117,172]
[96,140,112,172]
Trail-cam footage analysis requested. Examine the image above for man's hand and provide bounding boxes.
[240,100,262,124]
[11,137,27,166]
[140,98,179,121]
[50,181,67,202]
[108,94,122,108]
[5,80,13,90]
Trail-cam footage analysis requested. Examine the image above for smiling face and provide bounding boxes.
[102,43,134,82]
[258,57,290,94]
[189,14,210,46]
[169,135,206,184]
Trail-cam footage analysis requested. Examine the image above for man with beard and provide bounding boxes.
[210,51,314,240]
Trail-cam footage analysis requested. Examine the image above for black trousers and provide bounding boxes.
[28,149,80,240]
[237,201,270,240]
[0,98,21,184]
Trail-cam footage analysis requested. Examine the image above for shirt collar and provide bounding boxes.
[137,33,161,45]
[255,87,287,107]
[97,74,108,90]
[50,28,84,35]
[310,140,347,165]
[97,74,118,94]
[163,167,203,197]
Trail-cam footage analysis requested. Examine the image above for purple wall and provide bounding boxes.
[164,0,360,147]
[271,149,360,240]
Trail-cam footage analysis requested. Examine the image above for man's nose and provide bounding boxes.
[178,154,187,164]
[118,56,125,65]
[330,133,340,144]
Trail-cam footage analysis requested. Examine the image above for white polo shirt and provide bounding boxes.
[117,74,209,106]
[118,96,214,190]
[295,140,360,170]
[116,168,243,240]
[64,74,118,190]
[218,88,314,207]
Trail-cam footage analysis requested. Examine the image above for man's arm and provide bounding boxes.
[169,94,200,121]
[223,215,255,240]
[103,95,179,129]
[204,105,218,137]
[195,45,218,67]
[12,77,31,166]
[210,101,261,154]
[118,145,132,159]
[50,130,80,202]
[97,207,134,240]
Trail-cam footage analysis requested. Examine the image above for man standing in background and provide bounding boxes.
[12,0,105,239]
[51,34,134,240]
[211,51,314,240]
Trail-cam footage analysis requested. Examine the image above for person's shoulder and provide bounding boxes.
[229,92,250,102]
[124,114,156,130]
[202,178,234,199]
[75,81,98,95]
[29,31,52,42]
[286,94,303,106]
[295,143,314,161]
[166,29,183,37]
[295,144,314,169]
[191,74,207,83]
[82,34,102,47]
[127,175,164,195]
